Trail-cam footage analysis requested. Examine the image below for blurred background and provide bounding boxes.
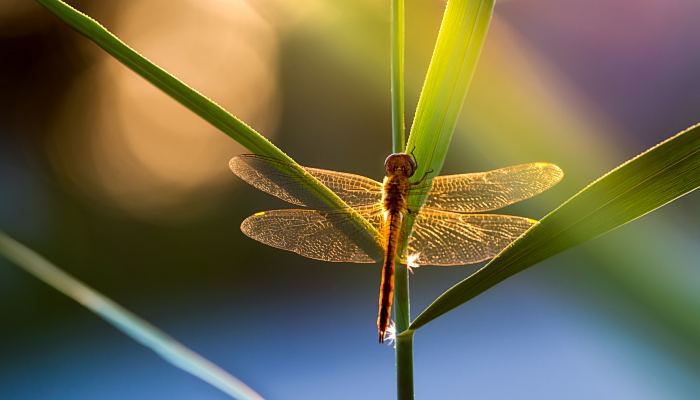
[1,0,699,398]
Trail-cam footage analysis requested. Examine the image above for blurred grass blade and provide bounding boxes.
[34,0,381,255]
[0,232,262,400]
[410,123,700,330]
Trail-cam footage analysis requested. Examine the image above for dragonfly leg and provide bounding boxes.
[408,145,417,168]
[405,207,420,216]
[414,169,434,185]
[407,145,433,183]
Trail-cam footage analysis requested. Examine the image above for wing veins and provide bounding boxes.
[420,163,563,213]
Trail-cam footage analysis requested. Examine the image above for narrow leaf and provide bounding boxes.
[406,0,494,183]
[34,0,382,255]
[398,0,495,260]
[0,232,262,400]
[410,123,700,330]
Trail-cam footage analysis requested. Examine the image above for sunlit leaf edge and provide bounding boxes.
[410,122,700,330]
[34,0,382,255]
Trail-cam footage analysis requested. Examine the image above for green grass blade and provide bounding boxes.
[0,232,262,400]
[405,0,494,183]
[34,0,382,256]
[396,0,494,267]
[409,123,700,330]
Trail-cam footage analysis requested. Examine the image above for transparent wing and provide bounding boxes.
[407,209,537,266]
[230,154,383,208]
[419,163,563,212]
[241,208,383,263]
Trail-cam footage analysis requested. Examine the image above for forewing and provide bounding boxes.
[407,209,536,266]
[305,167,383,207]
[420,163,563,212]
[241,209,382,263]
[230,155,382,208]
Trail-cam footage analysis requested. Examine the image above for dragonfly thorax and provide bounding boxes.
[382,174,410,215]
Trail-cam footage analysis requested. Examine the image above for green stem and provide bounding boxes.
[391,0,406,153]
[395,331,414,400]
[390,0,413,398]
[394,264,413,399]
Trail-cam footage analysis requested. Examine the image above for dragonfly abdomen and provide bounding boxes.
[377,174,410,343]
[377,209,402,343]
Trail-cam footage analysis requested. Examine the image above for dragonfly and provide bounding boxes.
[229,153,563,343]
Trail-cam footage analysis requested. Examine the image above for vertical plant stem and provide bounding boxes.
[391,0,406,153]
[395,331,414,400]
[390,0,413,398]
[394,264,413,399]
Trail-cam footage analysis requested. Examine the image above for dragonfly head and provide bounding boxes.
[384,153,417,178]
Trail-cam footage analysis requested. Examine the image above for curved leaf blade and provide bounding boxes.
[410,123,700,330]
[34,0,382,255]
[396,0,495,270]
[404,0,494,208]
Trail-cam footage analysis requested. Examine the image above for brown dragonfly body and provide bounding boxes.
[229,153,563,344]
[377,154,416,342]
